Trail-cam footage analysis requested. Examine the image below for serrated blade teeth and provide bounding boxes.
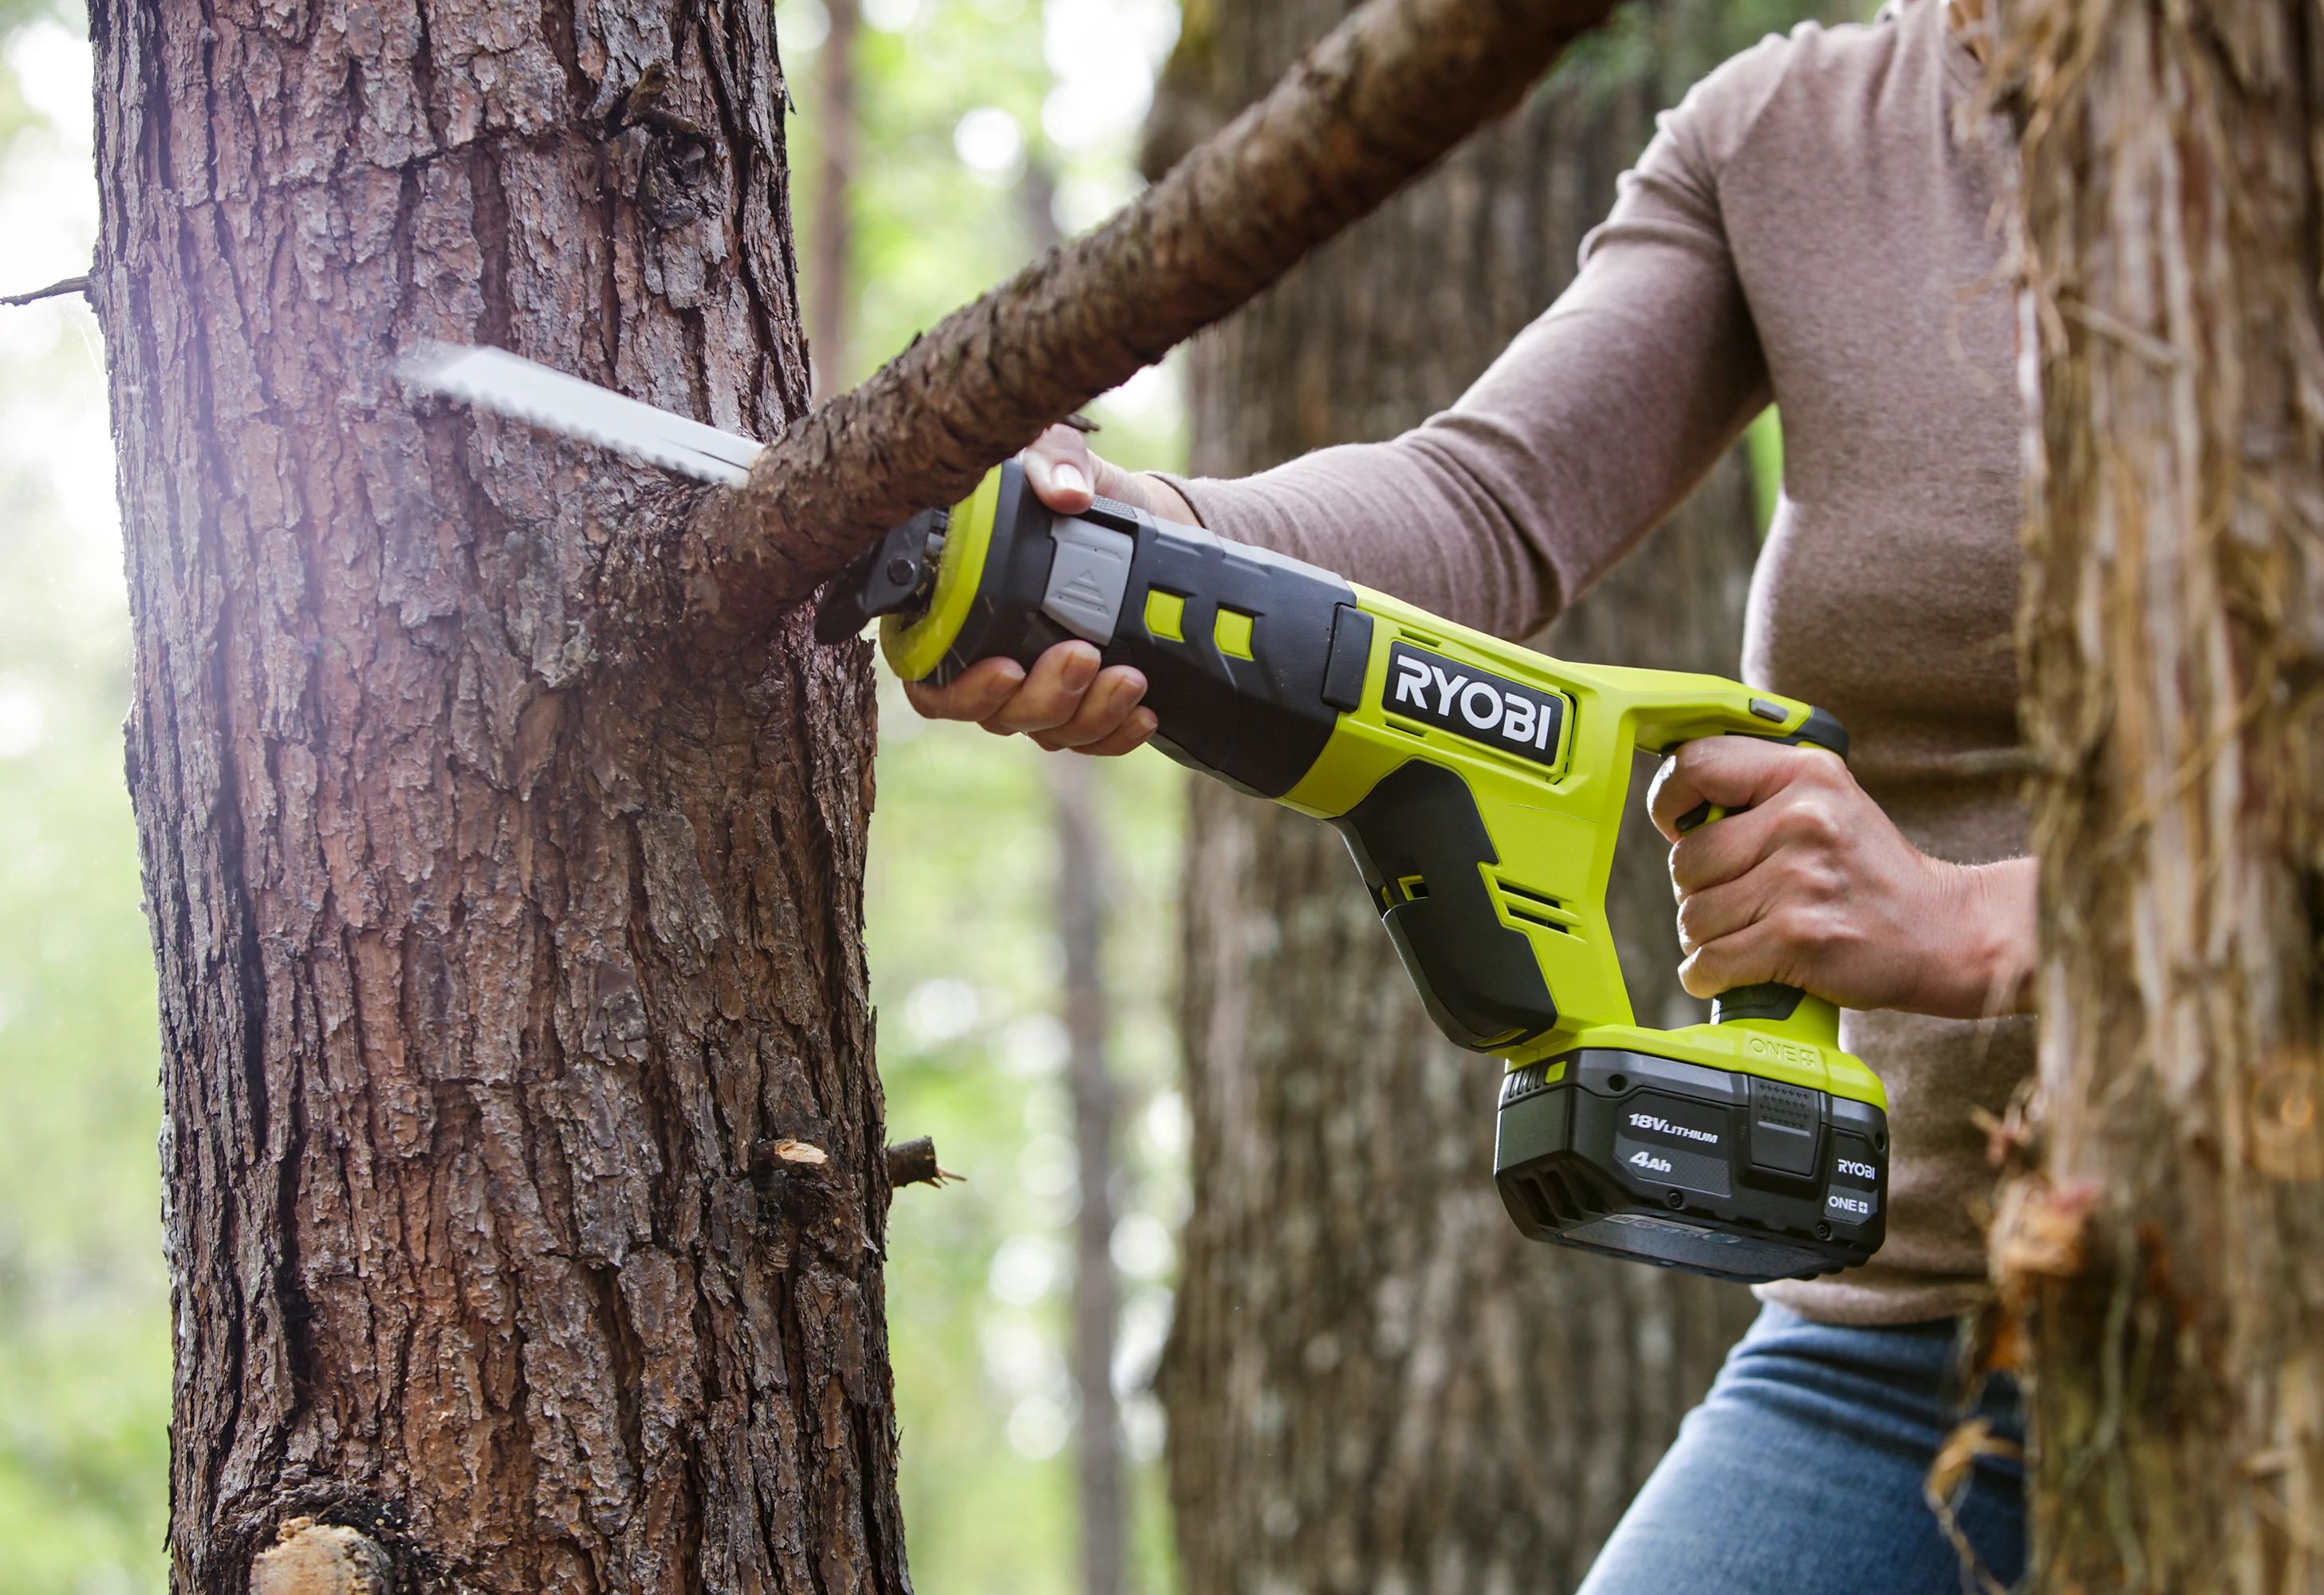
[398,343,763,488]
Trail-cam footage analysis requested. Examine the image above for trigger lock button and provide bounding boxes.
[1749,697,1788,723]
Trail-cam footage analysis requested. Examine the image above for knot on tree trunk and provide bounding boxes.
[250,1518,392,1595]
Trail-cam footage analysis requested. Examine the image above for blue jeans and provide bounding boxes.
[1578,1304,2026,1595]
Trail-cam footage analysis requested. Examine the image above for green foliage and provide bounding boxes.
[0,0,73,150]
[1558,0,1881,108]
[782,0,1180,395]
[866,691,1187,1595]
[0,10,171,1589]
[0,2,1198,1587]
[0,230,170,1595]
[779,3,1191,1585]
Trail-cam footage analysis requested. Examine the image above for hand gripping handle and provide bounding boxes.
[1672,742,1845,1053]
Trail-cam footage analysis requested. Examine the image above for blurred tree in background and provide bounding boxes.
[778,4,1192,1589]
[1148,5,1841,1590]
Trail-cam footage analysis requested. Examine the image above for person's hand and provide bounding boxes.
[900,424,1199,755]
[1014,420,1197,526]
[1647,736,2036,1018]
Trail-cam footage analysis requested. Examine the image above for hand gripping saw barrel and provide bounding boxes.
[821,462,1891,1285]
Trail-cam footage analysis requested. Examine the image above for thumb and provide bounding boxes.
[1023,424,1100,513]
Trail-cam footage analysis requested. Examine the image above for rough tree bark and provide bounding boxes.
[1996,2,2324,1589]
[1148,7,1788,1591]
[88,3,904,1590]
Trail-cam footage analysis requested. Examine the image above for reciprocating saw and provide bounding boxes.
[816,463,1890,1286]
[404,346,1890,1286]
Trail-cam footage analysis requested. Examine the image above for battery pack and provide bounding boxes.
[1493,1047,1889,1285]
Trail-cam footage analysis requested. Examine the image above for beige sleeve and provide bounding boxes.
[1158,31,1794,640]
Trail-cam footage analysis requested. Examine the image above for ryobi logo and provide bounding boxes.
[1383,642,1566,768]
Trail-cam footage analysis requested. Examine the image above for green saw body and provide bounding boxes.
[829,462,1890,1285]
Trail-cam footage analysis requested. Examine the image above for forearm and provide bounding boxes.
[1131,471,1197,527]
[1148,185,1769,641]
[1155,427,1569,640]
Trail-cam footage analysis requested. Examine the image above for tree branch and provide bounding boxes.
[884,1136,957,1192]
[677,0,1619,645]
[2,274,91,308]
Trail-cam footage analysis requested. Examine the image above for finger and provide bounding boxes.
[1676,920,1786,1001]
[1076,707,1160,758]
[1085,452,1172,511]
[1023,426,1099,513]
[987,640,1101,734]
[1645,750,1739,842]
[1029,666,1148,750]
[1673,869,1778,956]
[1646,736,1822,841]
[902,656,1026,723]
[1668,801,1782,896]
[1646,738,1780,839]
[1645,755,1697,844]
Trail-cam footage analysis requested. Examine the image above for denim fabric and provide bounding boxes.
[1577,1304,2025,1595]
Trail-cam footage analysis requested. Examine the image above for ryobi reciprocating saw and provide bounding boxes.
[406,345,1891,1286]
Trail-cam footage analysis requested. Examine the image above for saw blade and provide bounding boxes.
[399,343,762,487]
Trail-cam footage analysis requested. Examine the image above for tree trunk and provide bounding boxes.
[1049,758,1129,1595]
[87,5,909,1591]
[2000,2,2324,1589]
[1148,7,1790,1591]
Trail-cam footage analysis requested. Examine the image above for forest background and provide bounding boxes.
[0,1,1843,1589]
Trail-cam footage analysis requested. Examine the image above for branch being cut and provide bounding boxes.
[678,0,1619,642]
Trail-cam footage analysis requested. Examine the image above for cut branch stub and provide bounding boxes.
[686,0,1620,640]
[751,1137,830,1173]
[249,1519,392,1595]
[884,1135,958,1191]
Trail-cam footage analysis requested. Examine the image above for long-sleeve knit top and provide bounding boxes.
[1164,0,2025,1325]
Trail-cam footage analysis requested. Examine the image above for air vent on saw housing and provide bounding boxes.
[1494,876,1578,935]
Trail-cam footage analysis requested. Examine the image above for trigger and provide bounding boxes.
[1676,801,1727,836]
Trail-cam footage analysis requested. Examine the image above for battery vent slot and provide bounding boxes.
[1503,1160,1619,1231]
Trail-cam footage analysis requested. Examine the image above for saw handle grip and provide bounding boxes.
[1672,796,1843,1051]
